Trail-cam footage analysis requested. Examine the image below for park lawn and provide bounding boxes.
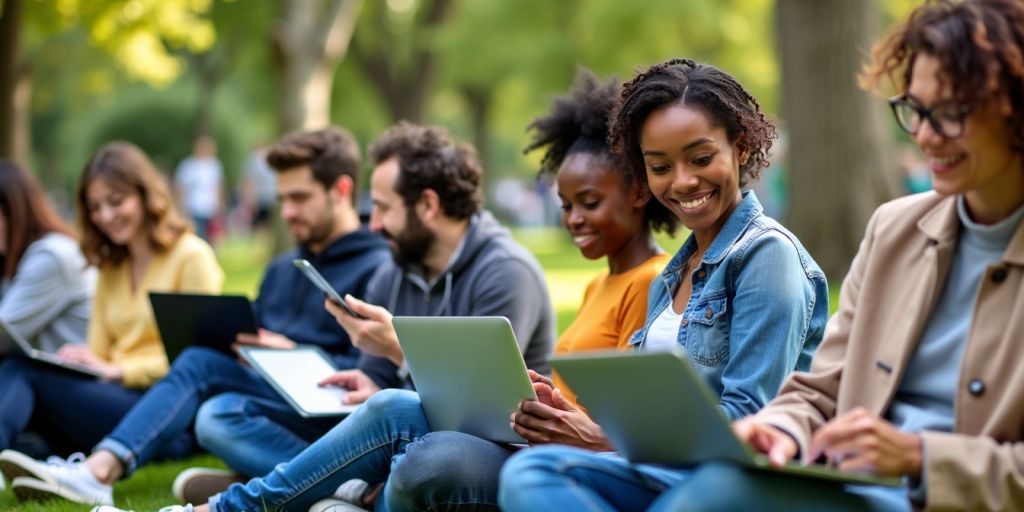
[0,227,840,512]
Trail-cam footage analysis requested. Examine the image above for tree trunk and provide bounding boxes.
[0,0,24,162]
[273,0,362,133]
[350,0,452,124]
[461,85,492,169]
[776,0,899,281]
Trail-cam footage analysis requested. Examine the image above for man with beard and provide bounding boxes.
[0,127,390,507]
[322,121,554,402]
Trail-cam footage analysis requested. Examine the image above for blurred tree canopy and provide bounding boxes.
[1,0,918,272]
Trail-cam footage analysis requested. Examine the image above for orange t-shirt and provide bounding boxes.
[553,253,670,406]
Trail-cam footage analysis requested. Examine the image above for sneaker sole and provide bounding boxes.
[172,467,245,504]
[0,450,53,485]
[11,476,102,504]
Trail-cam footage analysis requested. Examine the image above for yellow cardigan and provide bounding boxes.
[87,233,224,388]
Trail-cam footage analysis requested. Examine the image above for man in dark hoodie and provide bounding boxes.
[0,127,391,507]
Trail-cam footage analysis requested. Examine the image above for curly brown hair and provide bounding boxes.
[77,142,189,267]
[369,122,483,220]
[610,58,777,189]
[266,126,362,196]
[860,0,1024,156]
[525,69,679,235]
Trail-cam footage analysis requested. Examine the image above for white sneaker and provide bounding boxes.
[3,451,112,505]
[309,498,369,512]
[91,506,194,512]
[172,467,245,504]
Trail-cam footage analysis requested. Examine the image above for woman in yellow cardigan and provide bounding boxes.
[0,142,223,459]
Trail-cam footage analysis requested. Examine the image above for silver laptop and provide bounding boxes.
[0,320,102,378]
[550,350,902,487]
[392,316,537,444]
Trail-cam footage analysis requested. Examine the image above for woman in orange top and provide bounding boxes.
[511,69,678,447]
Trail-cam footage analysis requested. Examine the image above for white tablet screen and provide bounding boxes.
[245,348,358,415]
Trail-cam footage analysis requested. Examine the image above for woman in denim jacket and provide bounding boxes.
[499,58,829,512]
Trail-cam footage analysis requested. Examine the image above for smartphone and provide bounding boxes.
[293,259,367,319]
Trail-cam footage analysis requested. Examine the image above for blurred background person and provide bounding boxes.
[175,136,224,243]
[0,161,94,356]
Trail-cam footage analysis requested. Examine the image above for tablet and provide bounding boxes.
[239,345,358,417]
[392,316,537,444]
[149,293,258,362]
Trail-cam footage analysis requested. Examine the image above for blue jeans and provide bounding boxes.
[498,446,688,512]
[96,347,302,475]
[195,392,337,477]
[498,449,913,512]
[211,389,509,512]
[0,356,190,459]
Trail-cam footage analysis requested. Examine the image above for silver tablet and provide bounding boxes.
[239,345,358,418]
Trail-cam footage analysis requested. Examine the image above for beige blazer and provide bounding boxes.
[757,192,1024,511]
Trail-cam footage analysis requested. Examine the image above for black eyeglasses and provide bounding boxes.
[888,95,973,139]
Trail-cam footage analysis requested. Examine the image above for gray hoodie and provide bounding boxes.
[0,233,95,353]
[359,211,555,389]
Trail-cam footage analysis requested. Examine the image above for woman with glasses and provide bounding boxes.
[506,0,1023,510]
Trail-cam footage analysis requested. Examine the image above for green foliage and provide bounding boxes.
[74,87,246,186]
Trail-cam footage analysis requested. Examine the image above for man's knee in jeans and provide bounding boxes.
[389,432,508,510]
[195,393,248,453]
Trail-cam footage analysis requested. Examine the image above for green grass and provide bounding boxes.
[0,228,839,511]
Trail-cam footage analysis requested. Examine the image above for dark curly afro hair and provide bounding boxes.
[525,68,679,235]
[610,58,777,189]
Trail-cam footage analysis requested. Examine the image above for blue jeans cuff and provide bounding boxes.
[94,438,138,476]
[207,493,223,512]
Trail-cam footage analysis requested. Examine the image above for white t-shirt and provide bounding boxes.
[643,303,683,352]
[175,156,224,218]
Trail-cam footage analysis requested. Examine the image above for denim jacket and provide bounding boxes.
[629,191,828,420]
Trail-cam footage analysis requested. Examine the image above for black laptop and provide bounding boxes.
[148,292,259,361]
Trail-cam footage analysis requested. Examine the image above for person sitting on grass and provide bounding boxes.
[0,142,224,498]
[0,127,390,507]
[501,0,1024,510]
[498,57,832,511]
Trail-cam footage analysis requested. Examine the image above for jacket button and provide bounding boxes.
[968,378,985,396]
[705,307,713,319]
[991,268,1008,284]
[680,319,688,327]
[697,270,706,278]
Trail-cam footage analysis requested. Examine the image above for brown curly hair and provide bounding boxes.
[369,122,483,220]
[860,0,1024,156]
[0,161,75,278]
[77,142,189,268]
[610,58,777,188]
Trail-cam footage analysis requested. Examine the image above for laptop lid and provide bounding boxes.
[392,316,537,444]
[148,293,258,362]
[550,350,901,487]
[0,320,102,378]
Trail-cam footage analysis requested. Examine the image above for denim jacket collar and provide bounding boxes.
[660,190,764,289]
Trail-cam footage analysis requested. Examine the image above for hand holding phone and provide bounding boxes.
[293,259,367,319]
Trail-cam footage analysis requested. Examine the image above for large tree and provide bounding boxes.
[776,0,900,280]
[272,0,362,133]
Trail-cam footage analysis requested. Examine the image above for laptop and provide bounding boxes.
[392,316,537,444]
[238,345,358,417]
[549,350,902,487]
[149,292,259,362]
[0,320,102,378]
